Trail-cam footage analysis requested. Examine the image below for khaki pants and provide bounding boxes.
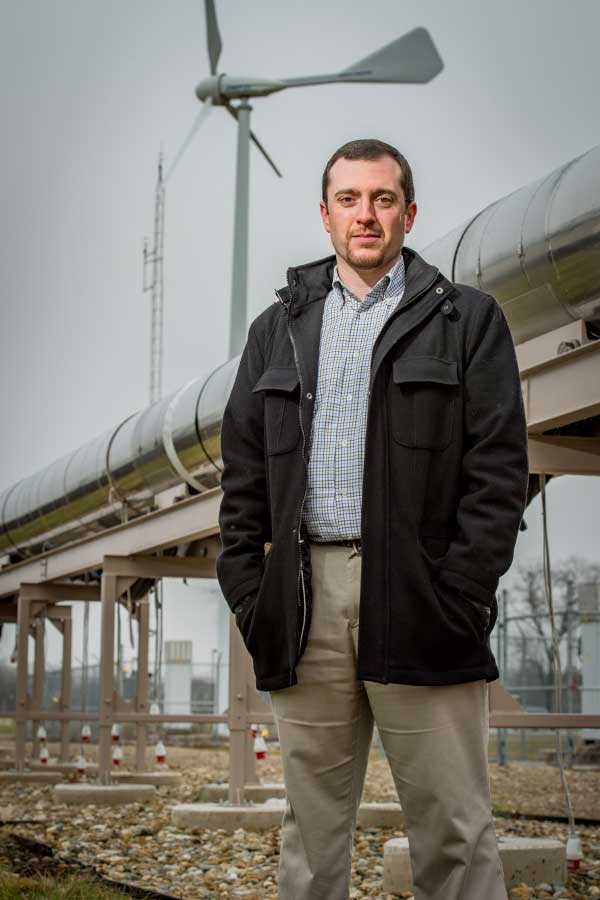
[269,542,507,900]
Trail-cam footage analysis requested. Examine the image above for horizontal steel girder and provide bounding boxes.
[522,338,600,433]
[0,489,221,598]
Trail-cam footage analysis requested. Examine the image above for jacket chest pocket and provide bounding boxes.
[252,366,301,455]
[390,356,459,451]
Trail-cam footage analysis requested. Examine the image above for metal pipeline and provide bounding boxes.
[2,143,600,558]
[0,358,239,558]
[422,143,600,344]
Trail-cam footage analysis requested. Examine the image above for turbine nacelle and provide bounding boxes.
[195,75,286,104]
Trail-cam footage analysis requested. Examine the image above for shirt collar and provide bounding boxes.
[331,254,406,311]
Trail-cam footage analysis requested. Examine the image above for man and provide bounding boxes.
[217,139,529,900]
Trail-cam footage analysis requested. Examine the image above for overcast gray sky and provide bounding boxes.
[1,0,600,666]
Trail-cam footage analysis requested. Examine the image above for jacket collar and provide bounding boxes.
[279,246,441,315]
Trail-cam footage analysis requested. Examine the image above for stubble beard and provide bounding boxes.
[341,223,405,272]
[345,244,387,270]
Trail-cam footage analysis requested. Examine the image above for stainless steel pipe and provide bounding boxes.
[0,358,239,557]
[423,143,600,344]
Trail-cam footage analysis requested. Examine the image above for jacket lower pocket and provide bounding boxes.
[234,593,257,645]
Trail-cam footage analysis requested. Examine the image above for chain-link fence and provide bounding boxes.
[0,659,232,742]
[492,590,600,765]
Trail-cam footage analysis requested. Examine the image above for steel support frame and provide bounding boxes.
[14,586,75,772]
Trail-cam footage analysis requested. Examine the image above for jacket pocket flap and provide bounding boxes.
[252,367,299,393]
[393,356,458,386]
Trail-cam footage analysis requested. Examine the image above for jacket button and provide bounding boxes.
[441,300,453,315]
[306,392,313,400]
[435,286,444,295]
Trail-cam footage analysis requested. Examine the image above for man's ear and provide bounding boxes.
[404,201,417,234]
[320,199,331,235]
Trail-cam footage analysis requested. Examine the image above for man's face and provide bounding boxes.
[320,155,417,271]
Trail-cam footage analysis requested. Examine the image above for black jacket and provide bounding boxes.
[216,247,529,691]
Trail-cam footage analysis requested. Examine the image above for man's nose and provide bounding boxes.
[355,201,376,223]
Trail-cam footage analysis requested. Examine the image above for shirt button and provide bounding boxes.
[306,392,313,399]
[347,394,353,401]
[340,440,348,447]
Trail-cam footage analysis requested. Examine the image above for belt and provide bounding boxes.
[309,537,362,551]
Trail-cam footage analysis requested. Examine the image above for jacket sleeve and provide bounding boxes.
[216,319,270,611]
[437,293,529,604]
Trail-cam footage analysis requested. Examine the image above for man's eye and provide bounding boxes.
[377,196,394,205]
[339,196,354,204]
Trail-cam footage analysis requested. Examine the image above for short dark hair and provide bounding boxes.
[321,139,415,207]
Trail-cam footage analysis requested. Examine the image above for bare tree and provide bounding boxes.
[510,556,599,709]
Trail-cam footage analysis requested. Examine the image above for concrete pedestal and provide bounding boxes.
[358,802,404,829]
[0,771,63,784]
[30,762,99,774]
[172,800,404,832]
[172,800,285,831]
[112,771,181,786]
[198,782,285,802]
[54,783,157,806]
[383,836,566,893]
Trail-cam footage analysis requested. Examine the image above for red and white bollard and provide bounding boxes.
[111,723,121,743]
[567,832,583,872]
[39,745,49,765]
[155,740,166,768]
[81,724,91,744]
[251,723,258,740]
[254,733,267,760]
[112,745,123,767]
[37,725,47,745]
[76,754,87,780]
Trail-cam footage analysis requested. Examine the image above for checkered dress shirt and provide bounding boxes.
[303,255,406,540]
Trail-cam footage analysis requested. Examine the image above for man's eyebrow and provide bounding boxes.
[333,188,399,197]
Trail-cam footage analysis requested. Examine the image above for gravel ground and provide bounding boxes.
[0,741,599,900]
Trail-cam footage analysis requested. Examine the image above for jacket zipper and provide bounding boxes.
[275,279,309,682]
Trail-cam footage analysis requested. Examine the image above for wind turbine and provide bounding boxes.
[184,1,444,358]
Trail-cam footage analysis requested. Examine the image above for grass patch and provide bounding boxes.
[0,869,153,899]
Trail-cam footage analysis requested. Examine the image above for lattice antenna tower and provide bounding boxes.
[143,154,166,405]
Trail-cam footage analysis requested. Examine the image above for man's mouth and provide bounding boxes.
[352,233,380,243]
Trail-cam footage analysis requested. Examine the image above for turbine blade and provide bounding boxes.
[281,27,444,89]
[225,104,282,177]
[205,0,222,75]
[341,27,443,83]
[249,130,282,178]
[164,99,213,182]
